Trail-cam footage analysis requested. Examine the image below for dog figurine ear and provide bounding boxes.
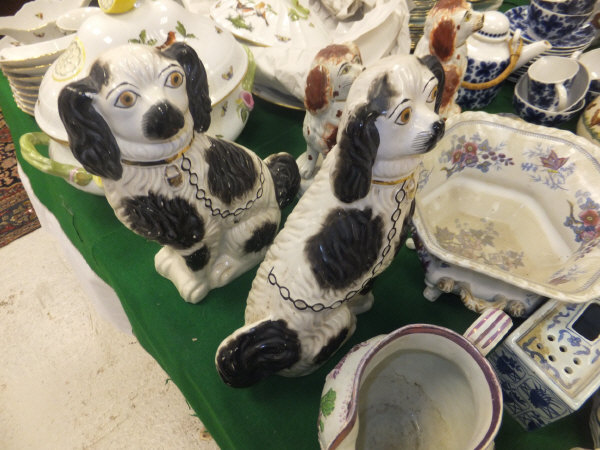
[161,42,212,133]
[332,73,394,203]
[304,64,330,114]
[418,54,446,113]
[58,62,123,180]
[429,18,456,64]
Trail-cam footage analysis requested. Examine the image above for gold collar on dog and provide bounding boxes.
[121,134,195,167]
[371,173,414,186]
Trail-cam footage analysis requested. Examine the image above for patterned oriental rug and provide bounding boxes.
[0,107,40,247]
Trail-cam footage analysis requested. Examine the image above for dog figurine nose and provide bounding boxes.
[143,101,185,140]
[431,119,445,144]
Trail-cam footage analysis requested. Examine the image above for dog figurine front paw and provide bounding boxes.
[58,42,300,303]
[298,43,363,186]
[216,54,446,387]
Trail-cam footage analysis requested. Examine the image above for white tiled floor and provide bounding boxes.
[0,228,220,449]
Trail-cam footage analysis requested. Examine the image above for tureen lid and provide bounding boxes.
[36,0,248,142]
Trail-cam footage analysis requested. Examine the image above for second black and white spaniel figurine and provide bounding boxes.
[216,54,445,387]
[58,42,300,303]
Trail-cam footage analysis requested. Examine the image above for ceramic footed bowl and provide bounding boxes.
[413,111,600,305]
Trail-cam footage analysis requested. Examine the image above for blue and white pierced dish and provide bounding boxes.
[488,299,600,430]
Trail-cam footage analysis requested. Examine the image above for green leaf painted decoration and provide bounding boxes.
[320,388,336,417]
[227,14,253,31]
[129,29,157,46]
[176,21,196,39]
[288,0,309,20]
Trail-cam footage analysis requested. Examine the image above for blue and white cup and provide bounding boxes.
[528,1,592,40]
[527,56,579,111]
[533,0,595,15]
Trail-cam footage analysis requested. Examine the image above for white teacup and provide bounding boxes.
[527,56,580,111]
[318,309,512,450]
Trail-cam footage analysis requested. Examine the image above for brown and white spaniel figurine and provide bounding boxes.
[414,0,484,118]
[298,42,364,182]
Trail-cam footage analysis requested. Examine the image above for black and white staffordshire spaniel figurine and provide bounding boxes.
[58,42,300,303]
[216,54,445,387]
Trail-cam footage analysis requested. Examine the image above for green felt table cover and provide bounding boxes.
[1,24,595,450]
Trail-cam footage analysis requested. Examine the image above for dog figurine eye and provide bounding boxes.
[115,90,139,108]
[427,85,438,103]
[165,71,184,88]
[339,63,351,76]
[395,107,412,125]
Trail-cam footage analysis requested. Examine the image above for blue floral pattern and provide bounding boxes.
[505,6,595,47]
[489,345,572,430]
[512,95,577,127]
[457,58,509,110]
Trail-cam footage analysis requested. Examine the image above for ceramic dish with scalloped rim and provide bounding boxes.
[0,0,89,44]
[413,111,600,304]
[0,34,72,68]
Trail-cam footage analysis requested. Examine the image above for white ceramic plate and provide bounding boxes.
[0,34,72,67]
[414,111,600,303]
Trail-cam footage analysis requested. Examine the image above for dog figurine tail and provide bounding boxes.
[215,319,301,388]
[264,153,300,209]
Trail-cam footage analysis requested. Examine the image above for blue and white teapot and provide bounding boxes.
[457,10,552,110]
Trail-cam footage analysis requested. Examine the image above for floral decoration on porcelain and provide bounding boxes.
[440,132,513,177]
[521,147,574,190]
[434,218,525,271]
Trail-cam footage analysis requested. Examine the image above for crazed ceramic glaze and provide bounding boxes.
[215,54,445,387]
[414,0,484,118]
[318,309,512,450]
[413,111,600,305]
[488,299,600,430]
[298,42,364,184]
[56,42,300,304]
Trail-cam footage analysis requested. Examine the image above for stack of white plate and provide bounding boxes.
[0,35,73,116]
[505,5,597,82]
[0,0,92,115]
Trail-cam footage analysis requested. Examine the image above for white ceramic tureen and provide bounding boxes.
[31,0,254,195]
